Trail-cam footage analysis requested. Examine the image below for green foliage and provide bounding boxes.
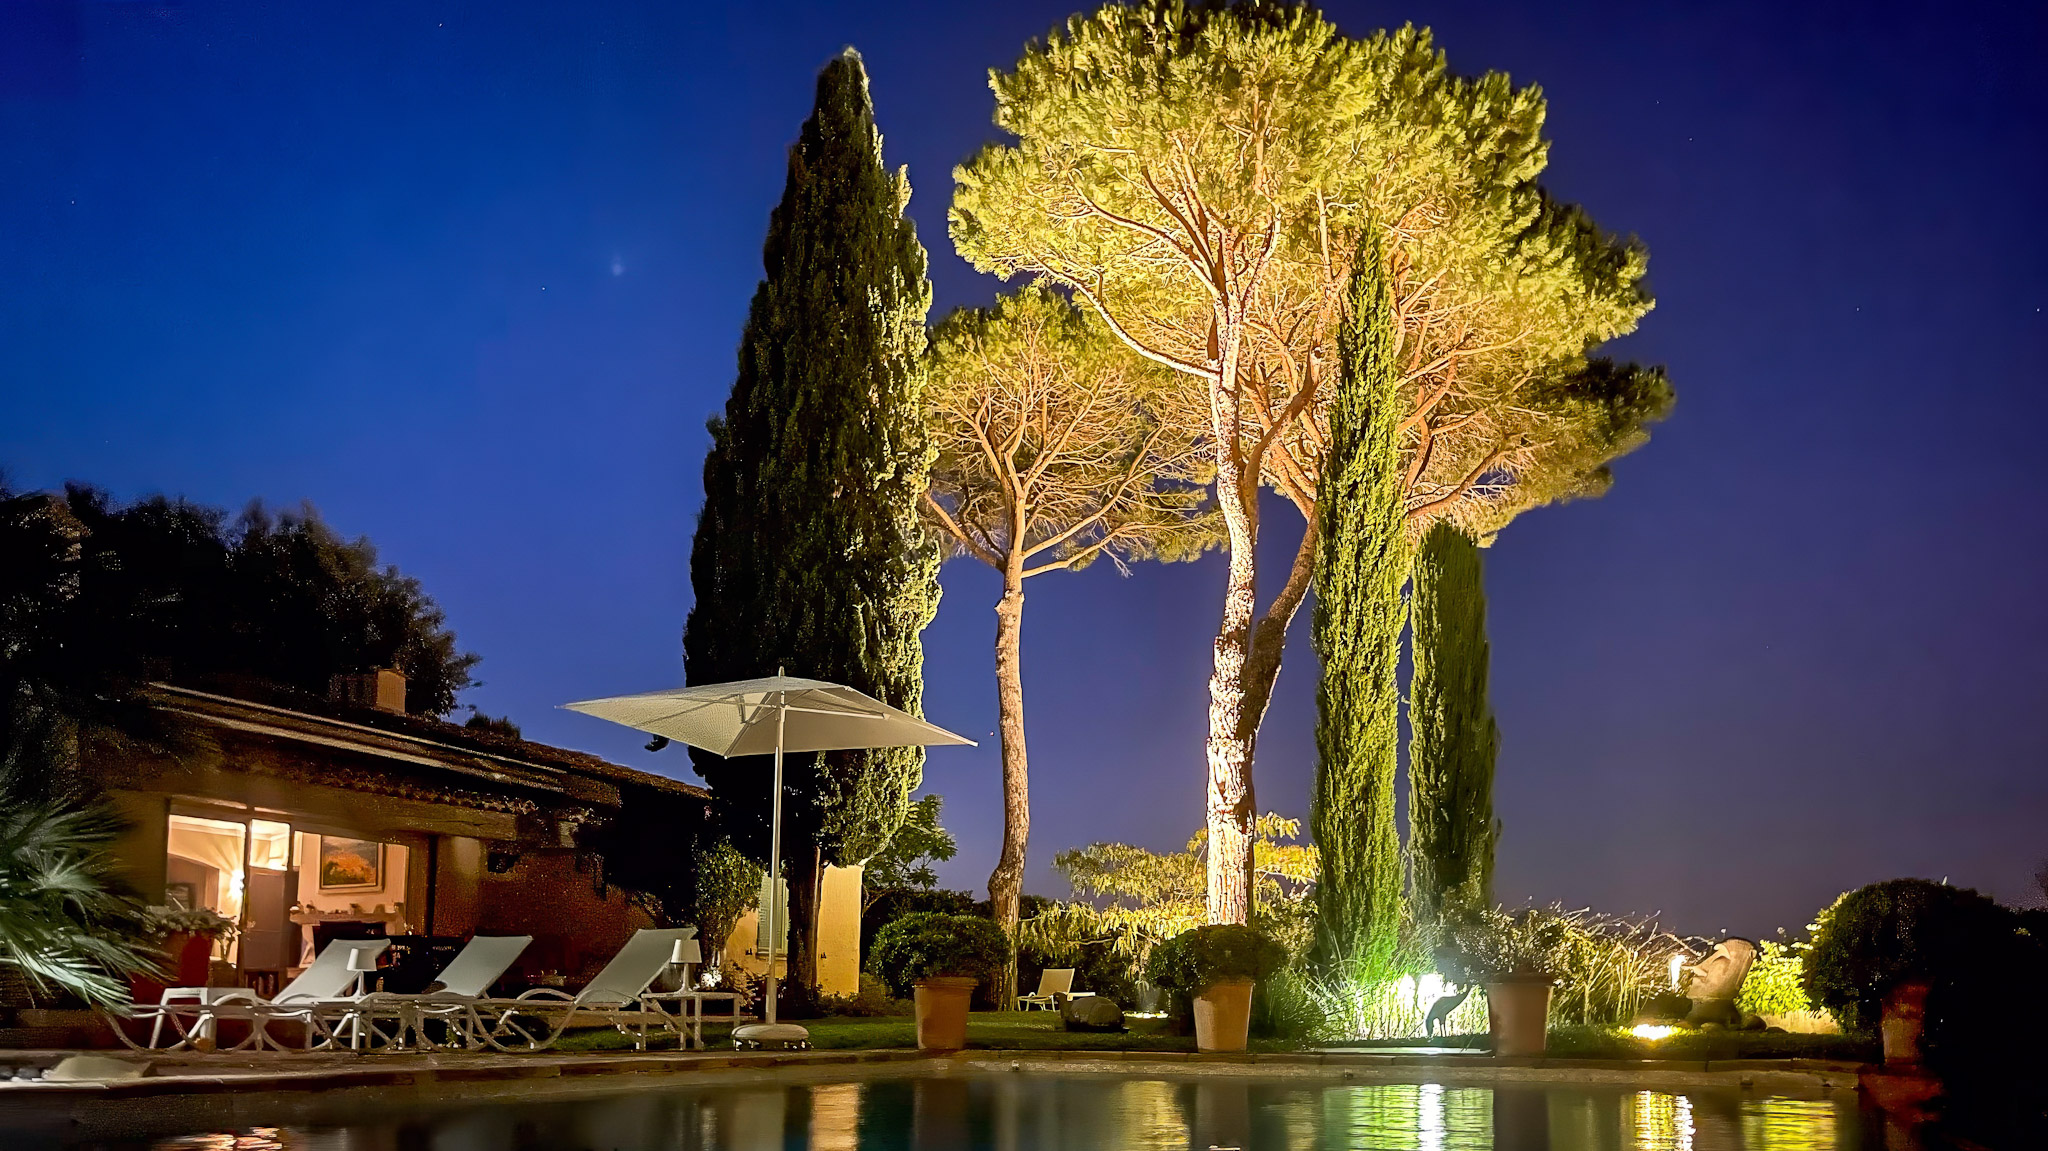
[862,794,956,899]
[1147,924,1287,995]
[462,711,521,739]
[139,906,237,942]
[870,912,1011,997]
[0,768,153,1009]
[952,3,1669,537]
[5,484,476,719]
[683,49,940,875]
[1407,521,1500,932]
[819,972,912,1018]
[1803,879,2011,1033]
[1023,814,1315,971]
[1438,904,1687,1026]
[1738,939,1815,1017]
[924,287,1213,574]
[686,837,763,967]
[1310,230,1406,976]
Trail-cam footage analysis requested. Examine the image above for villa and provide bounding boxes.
[82,671,715,992]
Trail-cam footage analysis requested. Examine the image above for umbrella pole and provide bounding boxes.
[765,682,786,1026]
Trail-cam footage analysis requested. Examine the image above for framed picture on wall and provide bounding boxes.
[317,835,384,892]
[164,881,196,911]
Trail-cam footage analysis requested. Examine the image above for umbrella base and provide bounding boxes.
[732,1022,810,1050]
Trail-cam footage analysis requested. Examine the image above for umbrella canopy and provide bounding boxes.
[562,675,975,757]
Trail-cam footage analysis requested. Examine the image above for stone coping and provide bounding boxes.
[0,1046,1871,1102]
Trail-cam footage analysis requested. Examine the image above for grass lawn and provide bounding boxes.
[554,1011,1195,1053]
[554,1014,1875,1062]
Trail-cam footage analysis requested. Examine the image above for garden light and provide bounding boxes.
[1631,1024,1677,1040]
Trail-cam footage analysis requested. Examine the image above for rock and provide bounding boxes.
[1059,994,1125,1033]
[43,1055,150,1082]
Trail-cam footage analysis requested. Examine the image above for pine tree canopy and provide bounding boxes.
[951,1,1672,537]
[683,49,940,869]
[923,286,1212,575]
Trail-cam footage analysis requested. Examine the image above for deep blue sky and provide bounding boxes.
[4,1,2043,938]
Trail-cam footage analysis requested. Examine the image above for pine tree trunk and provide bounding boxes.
[1204,363,1260,924]
[986,564,1030,1007]
[784,840,823,1012]
[1310,231,1409,974]
[1408,521,1499,935]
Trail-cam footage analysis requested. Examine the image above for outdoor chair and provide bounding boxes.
[119,938,392,1053]
[317,934,533,1051]
[468,927,700,1052]
[1017,968,1088,1011]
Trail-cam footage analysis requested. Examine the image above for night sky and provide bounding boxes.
[4,1,2043,939]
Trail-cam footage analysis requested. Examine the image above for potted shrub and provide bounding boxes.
[132,907,237,1006]
[1146,924,1285,1053]
[1803,879,2007,1067]
[1438,908,1563,1057]
[871,912,1009,1051]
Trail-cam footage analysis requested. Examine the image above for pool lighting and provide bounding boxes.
[1631,1024,1678,1041]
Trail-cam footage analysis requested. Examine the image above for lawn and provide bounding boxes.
[555,1011,1196,1053]
[554,1013,1875,1061]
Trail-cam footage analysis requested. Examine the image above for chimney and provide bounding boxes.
[329,668,408,714]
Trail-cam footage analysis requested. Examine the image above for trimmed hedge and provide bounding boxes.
[1146,925,1286,995]
[870,912,1010,998]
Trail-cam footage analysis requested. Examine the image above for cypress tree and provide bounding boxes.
[1309,231,1408,975]
[683,49,939,995]
[1408,520,1501,934]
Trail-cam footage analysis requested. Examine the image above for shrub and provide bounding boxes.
[1437,904,1690,1026]
[1146,924,1286,996]
[819,972,912,1017]
[1802,879,2008,1032]
[1738,938,1815,1017]
[870,912,1010,998]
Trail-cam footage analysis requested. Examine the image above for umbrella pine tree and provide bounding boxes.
[684,49,939,995]
[1408,520,1500,935]
[1310,233,1407,976]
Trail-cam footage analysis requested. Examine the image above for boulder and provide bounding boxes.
[1059,994,1125,1033]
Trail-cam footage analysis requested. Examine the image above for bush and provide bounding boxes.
[1738,938,1815,1018]
[818,972,911,1017]
[1437,905,1690,1026]
[1802,879,2008,1032]
[870,912,1010,998]
[1146,925,1286,996]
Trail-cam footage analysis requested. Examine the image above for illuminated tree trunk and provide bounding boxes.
[1310,233,1408,973]
[986,558,1029,1006]
[1204,332,1258,925]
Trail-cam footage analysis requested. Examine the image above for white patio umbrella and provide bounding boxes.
[563,672,975,1043]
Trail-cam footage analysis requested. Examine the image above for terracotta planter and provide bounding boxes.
[1880,980,1931,1067]
[914,976,979,1051]
[1193,978,1255,1053]
[128,931,216,1008]
[1485,976,1552,1056]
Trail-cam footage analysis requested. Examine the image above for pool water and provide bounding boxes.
[29,1074,1892,1150]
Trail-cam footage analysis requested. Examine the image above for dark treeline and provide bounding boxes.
[2,478,476,719]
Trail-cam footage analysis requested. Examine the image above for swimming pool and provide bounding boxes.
[16,1072,1890,1150]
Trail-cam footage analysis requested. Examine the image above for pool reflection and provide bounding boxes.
[123,1076,1883,1151]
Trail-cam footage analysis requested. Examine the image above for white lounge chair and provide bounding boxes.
[123,938,392,1052]
[470,927,699,1051]
[320,934,533,1050]
[1018,967,1088,1011]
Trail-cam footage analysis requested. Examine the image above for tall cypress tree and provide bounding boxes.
[1309,231,1408,975]
[1408,520,1500,933]
[683,49,939,994]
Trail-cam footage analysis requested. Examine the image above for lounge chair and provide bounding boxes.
[319,934,533,1050]
[469,927,699,1052]
[1018,968,1088,1011]
[122,938,392,1053]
